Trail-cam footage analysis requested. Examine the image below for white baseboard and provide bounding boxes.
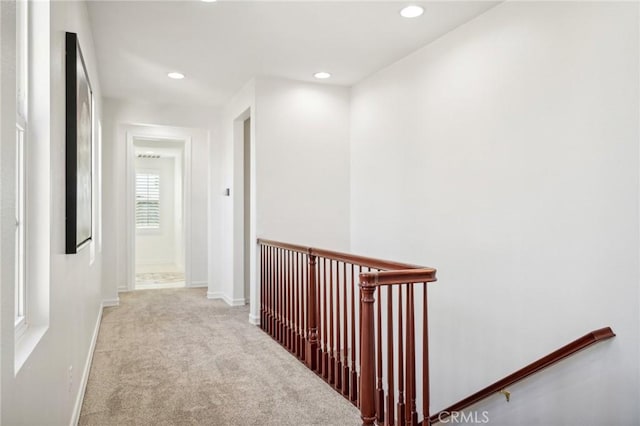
[206,291,245,307]
[249,313,260,325]
[70,302,103,426]
[207,291,222,300]
[102,297,120,307]
[222,295,246,306]
[187,281,207,288]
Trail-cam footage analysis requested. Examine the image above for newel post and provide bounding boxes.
[306,251,318,371]
[359,281,376,426]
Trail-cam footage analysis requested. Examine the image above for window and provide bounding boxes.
[15,0,28,338]
[13,0,51,373]
[136,172,160,229]
[15,124,26,336]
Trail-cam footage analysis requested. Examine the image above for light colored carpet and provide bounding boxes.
[79,288,360,426]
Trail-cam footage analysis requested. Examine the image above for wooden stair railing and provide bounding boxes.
[257,239,615,426]
[428,326,616,424]
[359,270,437,426]
[258,238,437,425]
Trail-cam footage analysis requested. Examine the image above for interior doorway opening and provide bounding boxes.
[133,138,186,290]
[231,107,256,318]
[243,117,251,304]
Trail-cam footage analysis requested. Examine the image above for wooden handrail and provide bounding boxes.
[360,269,437,286]
[429,327,616,424]
[258,239,310,254]
[258,238,427,271]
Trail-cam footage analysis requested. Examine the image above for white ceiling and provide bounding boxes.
[87,1,499,107]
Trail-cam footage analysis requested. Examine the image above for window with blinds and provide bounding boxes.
[136,173,160,229]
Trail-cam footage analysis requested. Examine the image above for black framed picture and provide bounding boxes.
[65,32,93,254]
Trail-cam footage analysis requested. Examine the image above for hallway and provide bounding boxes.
[79,288,360,425]
[1,1,638,424]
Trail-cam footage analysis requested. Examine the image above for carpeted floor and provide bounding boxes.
[79,288,360,425]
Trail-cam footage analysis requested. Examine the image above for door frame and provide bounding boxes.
[232,108,258,321]
[125,124,192,291]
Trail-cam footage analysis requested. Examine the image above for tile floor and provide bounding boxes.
[135,271,185,289]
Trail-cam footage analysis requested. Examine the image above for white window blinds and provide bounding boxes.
[136,173,160,229]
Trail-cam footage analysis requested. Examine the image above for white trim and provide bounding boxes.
[13,0,52,375]
[223,295,246,307]
[125,127,193,291]
[187,281,207,288]
[183,136,193,289]
[70,302,103,426]
[207,291,222,300]
[102,298,120,307]
[15,325,47,374]
[206,291,245,307]
[249,314,260,325]
[126,134,135,290]
[232,108,259,321]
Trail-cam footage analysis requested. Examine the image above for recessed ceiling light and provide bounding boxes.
[400,5,424,18]
[314,72,331,80]
[167,72,185,80]
[201,0,217,2]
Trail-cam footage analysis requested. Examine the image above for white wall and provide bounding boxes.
[135,156,180,271]
[102,99,219,301]
[1,1,104,424]
[212,77,351,321]
[350,2,639,424]
[255,77,351,250]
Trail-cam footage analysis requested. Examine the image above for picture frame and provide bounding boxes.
[65,32,93,254]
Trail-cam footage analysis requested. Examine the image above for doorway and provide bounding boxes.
[132,138,186,290]
[243,117,251,303]
[231,108,256,319]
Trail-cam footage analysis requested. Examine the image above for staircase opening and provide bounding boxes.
[257,238,616,425]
